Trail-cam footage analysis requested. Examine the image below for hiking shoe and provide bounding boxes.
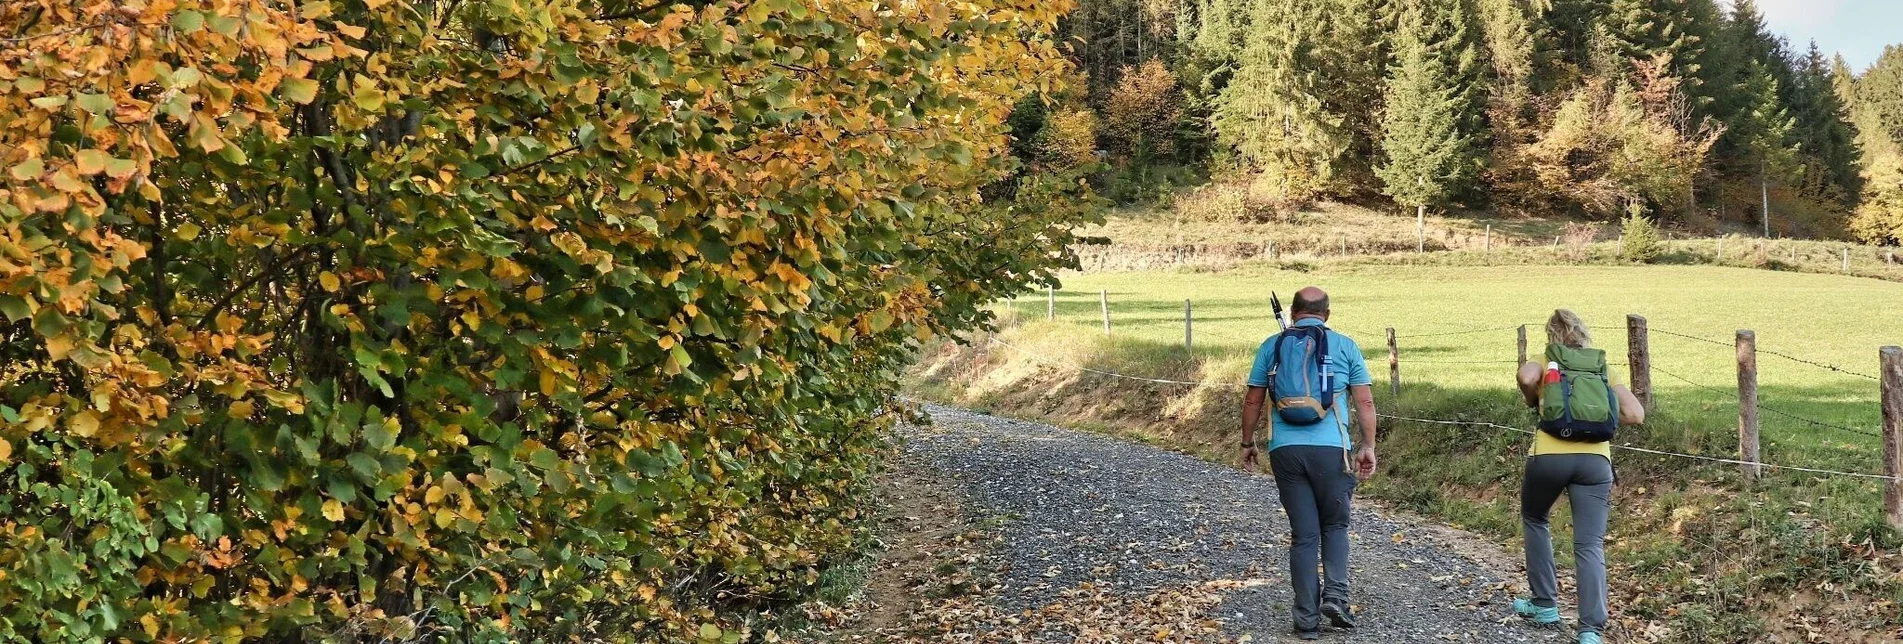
[1321,601,1356,629]
[1294,629,1321,641]
[1577,633,1603,644]
[1512,598,1561,625]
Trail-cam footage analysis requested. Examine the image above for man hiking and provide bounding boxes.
[1239,286,1378,640]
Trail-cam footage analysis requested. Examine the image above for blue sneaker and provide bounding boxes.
[1512,598,1561,625]
[1578,633,1603,644]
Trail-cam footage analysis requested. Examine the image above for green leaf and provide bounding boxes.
[281,77,319,105]
[169,67,203,88]
[217,143,249,165]
[7,157,42,181]
[363,417,398,451]
[75,93,113,116]
[347,452,382,478]
[171,10,205,33]
[208,15,242,36]
[0,294,30,322]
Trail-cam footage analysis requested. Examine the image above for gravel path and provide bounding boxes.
[907,404,1574,644]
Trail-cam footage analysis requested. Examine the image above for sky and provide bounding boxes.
[1748,0,1900,74]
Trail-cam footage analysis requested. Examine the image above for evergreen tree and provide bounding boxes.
[1788,42,1862,206]
[1603,0,1713,101]
[1858,45,1903,146]
[1377,0,1483,210]
[1316,0,1390,187]
[1213,0,1352,202]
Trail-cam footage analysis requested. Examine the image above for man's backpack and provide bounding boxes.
[1537,343,1619,443]
[1268,325,1335,426]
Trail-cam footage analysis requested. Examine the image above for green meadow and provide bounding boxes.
[1004,263,1898,462]
[929,261,1903,638]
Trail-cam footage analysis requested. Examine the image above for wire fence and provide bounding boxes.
[983,337,1901,484]
[1007,294,1895,451]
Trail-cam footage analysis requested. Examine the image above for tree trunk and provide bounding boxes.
[1760,160,1770,237]
[1416,204,1425,253]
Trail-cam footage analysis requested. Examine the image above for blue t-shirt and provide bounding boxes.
[1247,318,1372,451]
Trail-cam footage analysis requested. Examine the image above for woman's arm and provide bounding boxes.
[1614,384,1645,425]
[1516,361,1542,408]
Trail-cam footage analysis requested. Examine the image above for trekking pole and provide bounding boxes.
[1269,292,1289,331]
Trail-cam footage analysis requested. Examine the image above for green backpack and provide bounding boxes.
[1536,343,1619,442]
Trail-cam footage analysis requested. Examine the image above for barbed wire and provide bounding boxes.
[1380,414,1899,482]
[1756,403,1883,438]
[1394,325,1525,339]
[1607,326,1881,381]
[1651,364,1734,395]
[980,338,1900,482]
[1645,366,1880,438]
[1756,347,1881,381]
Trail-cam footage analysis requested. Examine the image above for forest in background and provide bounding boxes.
[1022,0,1903,244]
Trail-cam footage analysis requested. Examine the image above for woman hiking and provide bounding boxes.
[1512,309,1645,644]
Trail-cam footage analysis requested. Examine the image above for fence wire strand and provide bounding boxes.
[1650,366,1881,438]
[1608,325,1881,381]
[1395,325,1524,339]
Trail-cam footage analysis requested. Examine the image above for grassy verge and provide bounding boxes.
[912,304,1903,642]
[1084,200,1903,284]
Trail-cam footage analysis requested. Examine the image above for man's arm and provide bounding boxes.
[1349,384,1377,478]
[1240,386,1268,469]
[1350,384,1376,447]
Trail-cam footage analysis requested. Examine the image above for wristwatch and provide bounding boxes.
[1239,441,1255,447]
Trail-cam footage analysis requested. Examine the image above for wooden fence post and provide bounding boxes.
[1553,235,1561,249]
[1046,284,1055,321]
[1717,237,1725,262]
[1340,236,1347,257]
[1184,299,1193,351]
[1843,246,1851,272]
[1882,346,1902,529]
[1517,324,1528,365]
[1627,314,1653,412]
[1099,290,1110,335]
[1737,330,1761,481]
[1387,328,1400,397]
[1485,224,1492,254]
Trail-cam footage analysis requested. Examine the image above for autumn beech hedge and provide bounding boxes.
[0,0,1086,641]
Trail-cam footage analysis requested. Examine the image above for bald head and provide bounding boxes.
[1291,286,1329,320]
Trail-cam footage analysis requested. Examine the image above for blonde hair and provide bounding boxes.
[1546,309,1591,348]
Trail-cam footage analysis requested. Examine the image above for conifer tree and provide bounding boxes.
[1377,1,1482,216]
[1789,42,1863,205]
[1213,0,1351,203]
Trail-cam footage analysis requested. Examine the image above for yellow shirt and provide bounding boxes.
[1529,373,1616,460]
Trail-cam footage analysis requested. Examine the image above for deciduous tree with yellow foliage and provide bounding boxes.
[0,0,1086,640]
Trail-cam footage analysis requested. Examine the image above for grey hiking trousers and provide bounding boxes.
[1522,453,1613,634]
[1270,445,1358,633]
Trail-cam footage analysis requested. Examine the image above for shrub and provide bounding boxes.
[1562,222,1602,261]
[1102,60,1184,161]
[0,1,1084,641]
[1042,108,1103,171]
[1621,207,1665,263]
